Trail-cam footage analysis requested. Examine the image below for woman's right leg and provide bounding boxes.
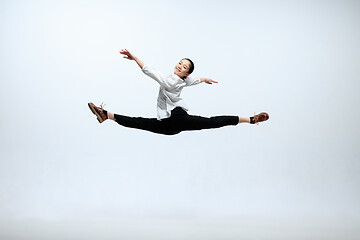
[111,113,180,135]
[88,102,179,135]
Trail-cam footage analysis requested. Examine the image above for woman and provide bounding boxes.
[88,49,269,135]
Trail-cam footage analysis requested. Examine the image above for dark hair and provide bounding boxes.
[182,58,194,75]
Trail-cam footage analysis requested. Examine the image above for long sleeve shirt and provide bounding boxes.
[142,64,201,120]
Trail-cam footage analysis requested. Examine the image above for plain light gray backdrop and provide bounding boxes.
[1,0,359,239]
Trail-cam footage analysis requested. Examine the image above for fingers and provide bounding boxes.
[119,49,127,55]
[119,49,130,55]
[206,79,218,84]
[119,49,134,60]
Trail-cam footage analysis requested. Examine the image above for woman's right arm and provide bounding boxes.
[120,49,171,88]
[119,49,144,69]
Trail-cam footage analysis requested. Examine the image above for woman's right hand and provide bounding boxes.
[119,49,144,69]
[120,49,136,60]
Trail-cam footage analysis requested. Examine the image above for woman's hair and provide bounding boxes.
[182,58,194,75]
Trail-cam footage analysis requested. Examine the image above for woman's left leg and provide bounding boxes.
[171,109,269,132]
[171,109,240,132]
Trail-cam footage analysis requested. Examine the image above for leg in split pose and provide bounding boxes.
[88,49,269,136]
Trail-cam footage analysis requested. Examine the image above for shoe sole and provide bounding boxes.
[88,102,104,123]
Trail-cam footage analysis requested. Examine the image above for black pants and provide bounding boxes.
[114,107,239,135]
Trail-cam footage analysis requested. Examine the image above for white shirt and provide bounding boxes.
[142,64,201,120]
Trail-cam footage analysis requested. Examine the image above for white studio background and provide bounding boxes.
[0,0,359,239]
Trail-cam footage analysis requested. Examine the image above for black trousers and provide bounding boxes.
[114,107,239,135]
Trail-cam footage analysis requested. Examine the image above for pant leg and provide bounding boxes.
[114,114,180,135]
[171,109,239,132]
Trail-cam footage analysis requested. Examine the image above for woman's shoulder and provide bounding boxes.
[184,76,200,86]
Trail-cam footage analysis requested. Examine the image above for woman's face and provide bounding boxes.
[174,59,191,79]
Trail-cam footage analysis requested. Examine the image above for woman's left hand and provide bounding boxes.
[200,78,218,84]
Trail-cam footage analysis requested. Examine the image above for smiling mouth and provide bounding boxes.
[176,67,181,72]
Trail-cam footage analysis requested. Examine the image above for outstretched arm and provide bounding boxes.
[200,78,218,84]
[119,49,144,69]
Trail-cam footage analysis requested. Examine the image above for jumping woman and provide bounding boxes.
[88,49,269,135]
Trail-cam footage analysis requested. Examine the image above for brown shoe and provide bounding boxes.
[252,112,269,124]
[88,102,108,123]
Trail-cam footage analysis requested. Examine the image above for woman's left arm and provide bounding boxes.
[200,78,218,84]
